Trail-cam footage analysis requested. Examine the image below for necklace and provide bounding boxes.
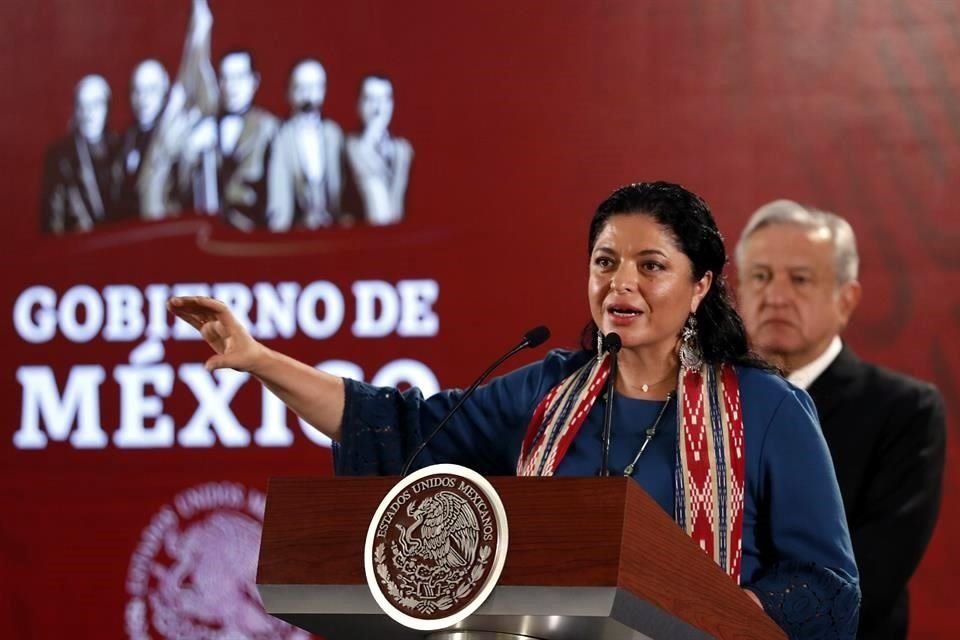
[622,391,674,477]
[626,371,677,395]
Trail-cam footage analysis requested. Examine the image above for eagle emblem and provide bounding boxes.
[365,465,508,630]
[397,491,480,569]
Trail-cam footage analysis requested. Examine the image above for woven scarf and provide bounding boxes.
[516,353,745,582]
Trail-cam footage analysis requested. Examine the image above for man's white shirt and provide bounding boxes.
[787,335,843,390]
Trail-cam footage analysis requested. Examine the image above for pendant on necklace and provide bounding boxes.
[641,384,649,393]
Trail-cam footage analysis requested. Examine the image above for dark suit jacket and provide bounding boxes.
[40,132,119,233]
[807,345,946,640]
[113,124,155,219]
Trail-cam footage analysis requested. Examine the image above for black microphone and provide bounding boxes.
[599,332,622,477]
[400,325,551,476]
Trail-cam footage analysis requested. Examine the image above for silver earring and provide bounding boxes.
[596,330,604,361]
[679,315,703,371]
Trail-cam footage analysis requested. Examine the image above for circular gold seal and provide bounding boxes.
[364,464,509,631]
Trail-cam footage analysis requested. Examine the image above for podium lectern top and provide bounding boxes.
[257,476,785,640]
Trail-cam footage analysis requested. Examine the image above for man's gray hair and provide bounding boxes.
[735,199,860,285]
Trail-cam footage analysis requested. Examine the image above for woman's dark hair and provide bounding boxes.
[581,181,772,370]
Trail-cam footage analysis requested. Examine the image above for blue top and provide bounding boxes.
[334,349,860,638]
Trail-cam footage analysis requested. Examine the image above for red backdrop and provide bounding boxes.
[1,1,957,637]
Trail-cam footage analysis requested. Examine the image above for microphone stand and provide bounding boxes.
[599,333,621,477]
[400,326,550,477]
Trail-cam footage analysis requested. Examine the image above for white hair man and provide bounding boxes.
[735,199,946,640]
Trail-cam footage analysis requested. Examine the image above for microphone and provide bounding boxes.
[599,332,621,477]
[400,325,551,476]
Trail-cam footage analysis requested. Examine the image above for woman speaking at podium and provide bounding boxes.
[169,181,860,638]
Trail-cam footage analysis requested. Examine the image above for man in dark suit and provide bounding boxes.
[735,199,946,640]
[113,58,171,220]
[114,60,170,218]
[40,74,119,234]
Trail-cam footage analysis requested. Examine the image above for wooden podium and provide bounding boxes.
[257,476,786,640]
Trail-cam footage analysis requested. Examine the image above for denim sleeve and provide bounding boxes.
[332,350,575,476]
[745,388,860,638]
[748,561,860,638]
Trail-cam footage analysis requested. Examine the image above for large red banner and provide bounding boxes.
[1,1,957,637]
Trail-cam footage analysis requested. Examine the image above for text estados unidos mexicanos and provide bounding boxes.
[12,279,441,450]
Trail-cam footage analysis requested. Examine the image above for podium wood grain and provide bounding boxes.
[258,476,786,639]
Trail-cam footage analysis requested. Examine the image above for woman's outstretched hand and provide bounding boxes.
[167,296,265,372]
[168,295,345,440]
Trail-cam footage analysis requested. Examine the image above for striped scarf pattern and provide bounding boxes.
[516,353,745,582]
[516,355,610,477]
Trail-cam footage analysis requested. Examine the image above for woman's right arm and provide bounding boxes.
[167,296,345,441]
[745,388,860,638]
